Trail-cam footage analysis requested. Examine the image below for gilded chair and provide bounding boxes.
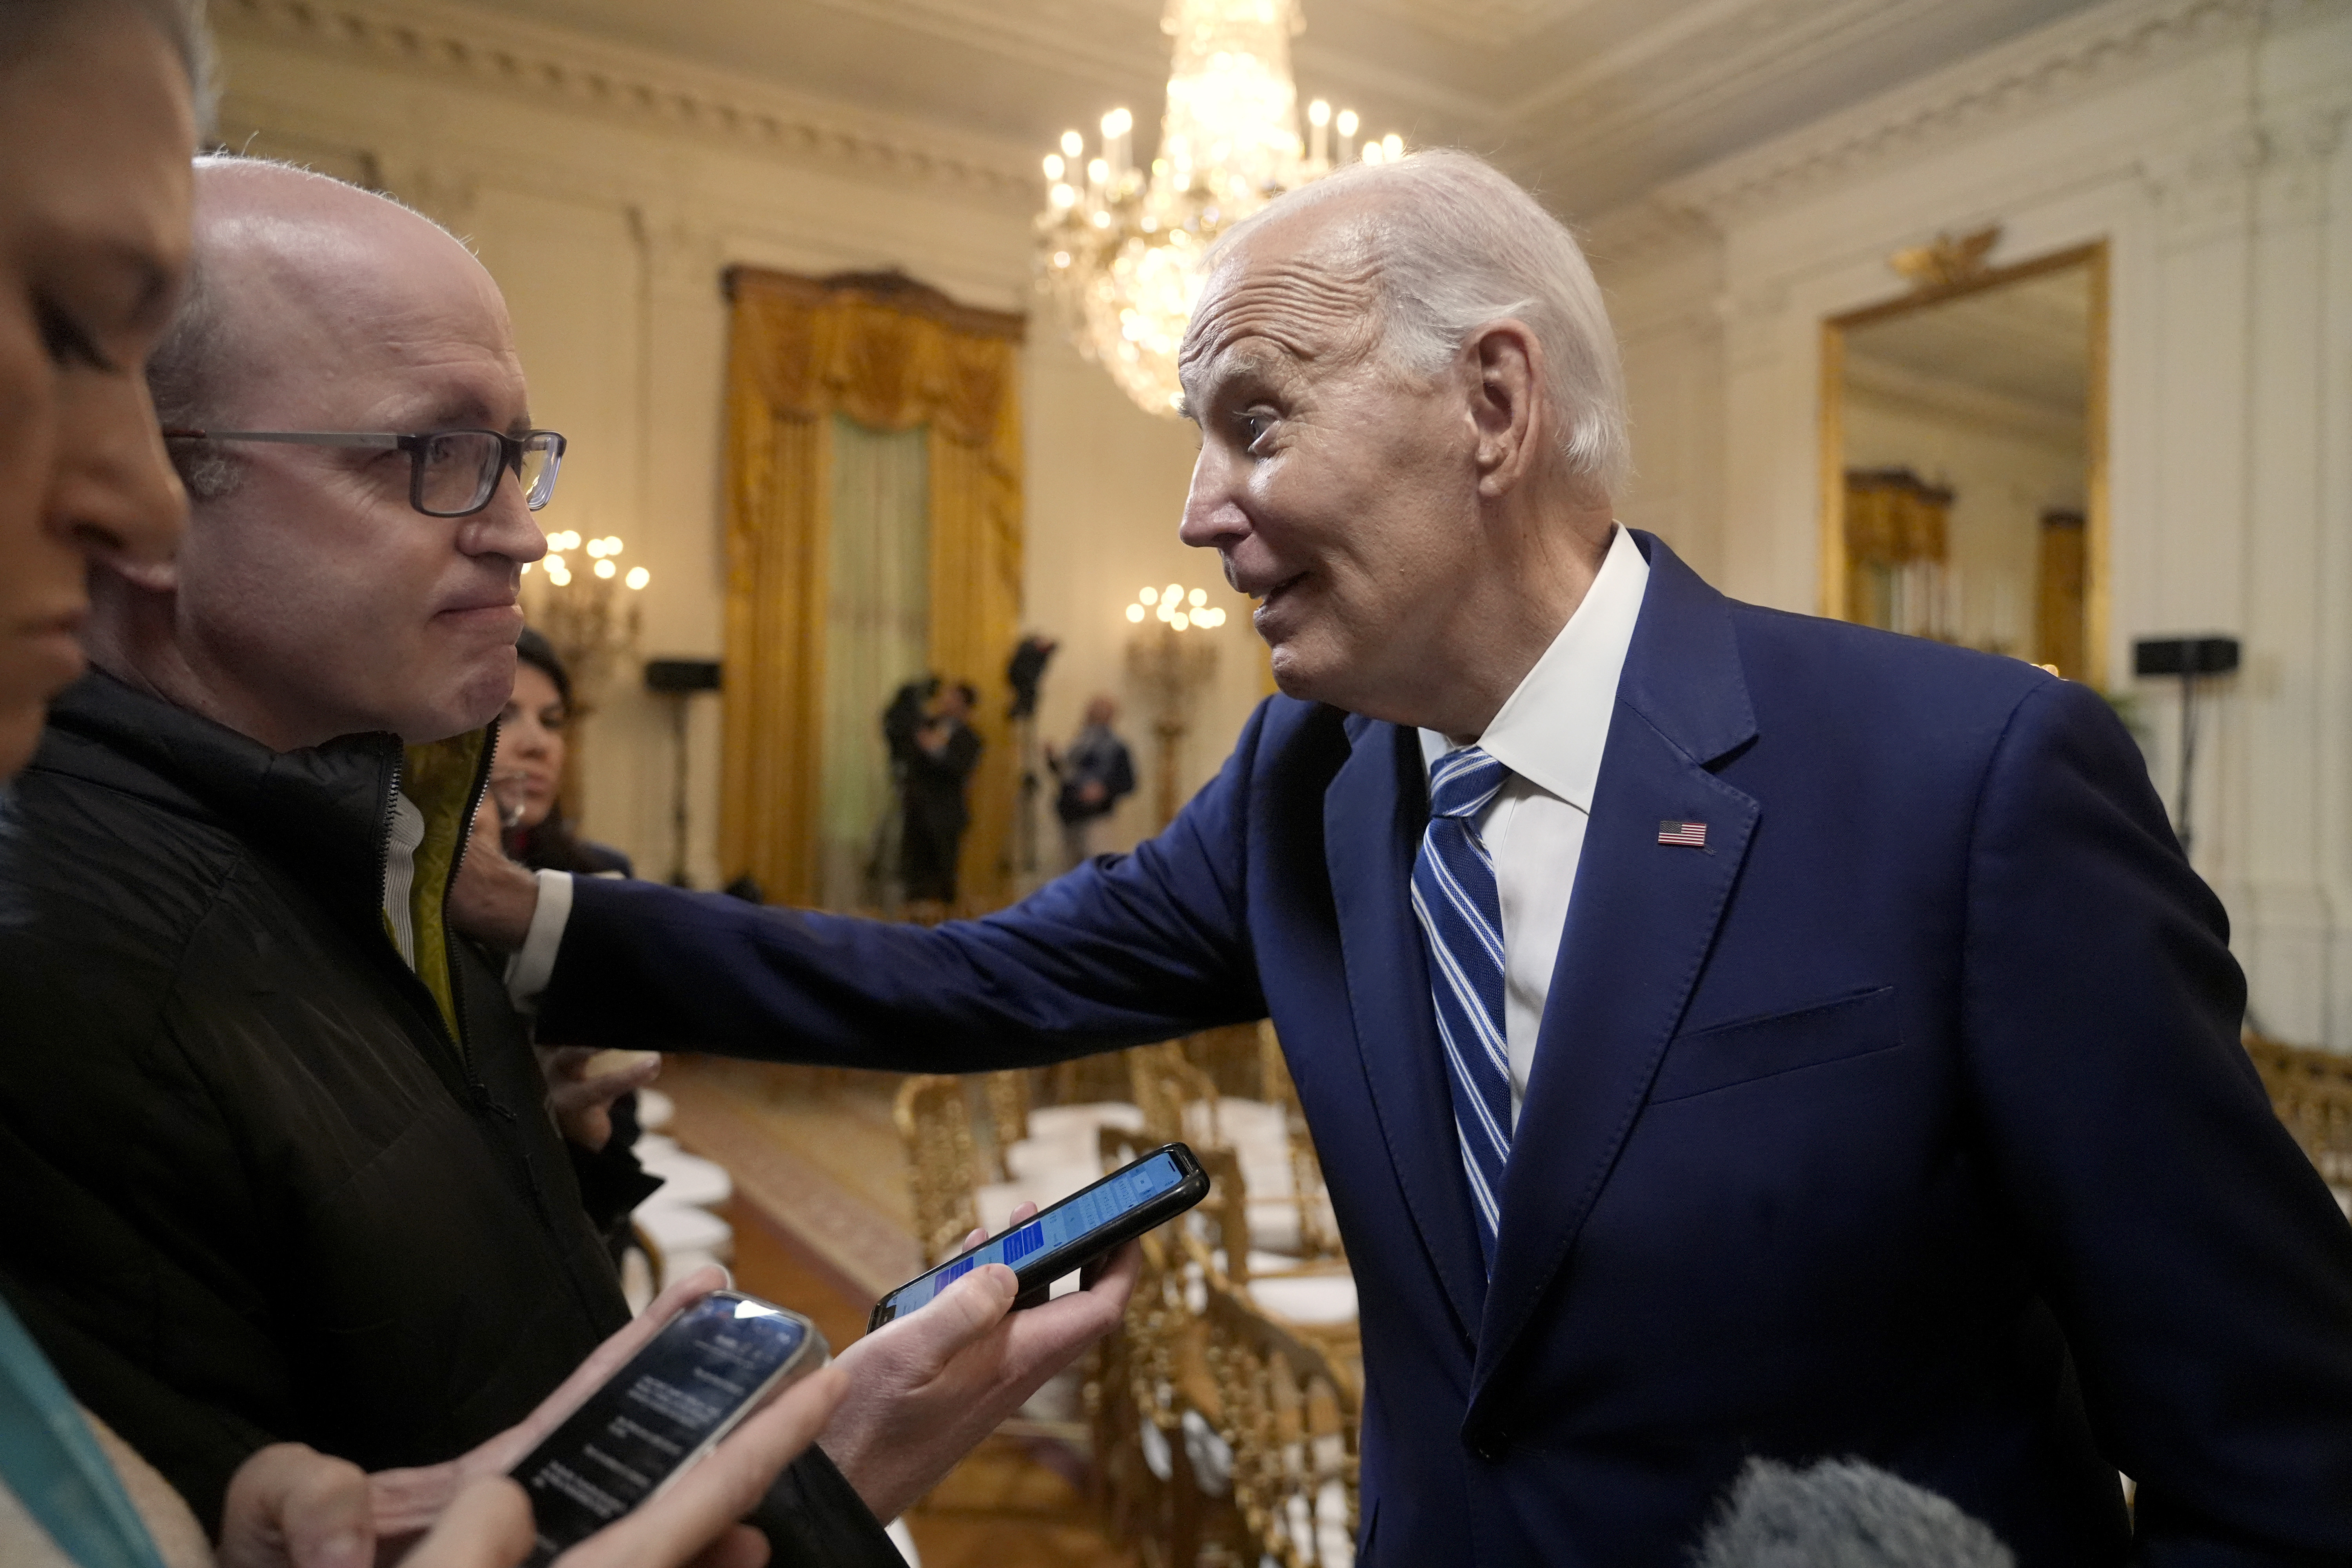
[1204,1277,1361,1568]
[1086,1191,1253,1568]
[980,1067,1033,1181]
[893,1073,981,1266]
[2245,1033,2352,1192]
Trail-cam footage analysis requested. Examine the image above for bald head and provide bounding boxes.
[102,156,546,752]
[152,160,506,487]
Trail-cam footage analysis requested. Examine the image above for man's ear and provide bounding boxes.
[1467,321,1544,499]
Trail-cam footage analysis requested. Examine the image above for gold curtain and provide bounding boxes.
[1843,467,1952,632]
[719,269,1024,911]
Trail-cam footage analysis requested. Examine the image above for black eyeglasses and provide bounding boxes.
[160,427,567,518]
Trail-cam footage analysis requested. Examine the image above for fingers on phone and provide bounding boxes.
[552,1366,847,1568]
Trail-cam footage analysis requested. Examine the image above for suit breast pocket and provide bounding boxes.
[1649,985,1902,1105]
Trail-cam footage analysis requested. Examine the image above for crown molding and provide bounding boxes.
[209,0,1043,209]
[1648,0,2325,225]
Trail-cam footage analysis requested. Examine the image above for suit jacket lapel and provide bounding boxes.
[1325,712,1486,1342]
[1469,534,1762,1408]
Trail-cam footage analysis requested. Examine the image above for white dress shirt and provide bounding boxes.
[1417,523,1649,1127]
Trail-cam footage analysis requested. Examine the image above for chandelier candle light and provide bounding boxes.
[1124,583,1226,828]
[1038,0,1402,416]
[522,528,649,715]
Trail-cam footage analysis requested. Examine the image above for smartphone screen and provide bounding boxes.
[878,1148,1194,1321]
[512,1292,821,1566]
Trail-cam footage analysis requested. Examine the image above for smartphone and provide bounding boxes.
[868,1142,1209,1331]
[510,1290,828,1567]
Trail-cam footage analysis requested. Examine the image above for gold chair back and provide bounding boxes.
[1204,1277,1360,1568]
[893,1073,980,1266]
[2246,1033,2352,1189]
[1086,1197,1253,1566]
[979,1067,1033,1181]
[1132,1039,1223,1145]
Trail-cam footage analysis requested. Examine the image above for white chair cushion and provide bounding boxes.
[1005,1132,1106,1182]
[1247,1272,1358,1326]
[636,1201,731,1255]
[1025,1101,1145,1140]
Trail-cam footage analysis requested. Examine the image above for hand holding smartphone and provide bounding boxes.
[508,1290,829,1566]
[869,1142,1209,1330]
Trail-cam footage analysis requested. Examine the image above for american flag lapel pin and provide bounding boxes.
[1657,819,1707,848]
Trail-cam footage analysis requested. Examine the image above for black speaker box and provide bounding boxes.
[644,659,722,693]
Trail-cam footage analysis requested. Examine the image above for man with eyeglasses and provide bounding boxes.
[0,156,1133,1564]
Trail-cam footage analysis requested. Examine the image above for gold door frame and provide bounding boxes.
[1817,240,2109,686]
[718,268,1025,911]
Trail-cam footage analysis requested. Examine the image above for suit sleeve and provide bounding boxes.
[1960,677,2352,1563]
[536,703,1275,1067]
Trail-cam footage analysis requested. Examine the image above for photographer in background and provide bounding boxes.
[1046,694,1135,869]
[898,680,979,918]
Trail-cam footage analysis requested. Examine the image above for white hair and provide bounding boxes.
[1205,147,1631,499]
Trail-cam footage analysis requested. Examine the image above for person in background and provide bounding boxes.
[0,142,1136,1564]
[494,627,630,877]
[454,148,2352,1564]
[492,626,661,1239]
[0,3,851,1565]
[898,680,979,917]
[1045,694,1135,869]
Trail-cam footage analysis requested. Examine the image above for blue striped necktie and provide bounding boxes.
[1410,745,1514,1272]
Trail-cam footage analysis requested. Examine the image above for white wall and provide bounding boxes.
[1591,0,2352,1044]
[209,1,1269,890]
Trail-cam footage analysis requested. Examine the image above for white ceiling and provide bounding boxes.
[452,0,2109,217]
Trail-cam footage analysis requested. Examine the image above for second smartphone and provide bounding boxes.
[869,1141,1209,1330]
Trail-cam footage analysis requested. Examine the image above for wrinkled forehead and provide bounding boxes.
[1177,216,1383,407]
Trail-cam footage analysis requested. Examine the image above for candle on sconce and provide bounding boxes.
[1307,99,1330,171]
[1335,108,1358,167]
[1101,107,1133,188]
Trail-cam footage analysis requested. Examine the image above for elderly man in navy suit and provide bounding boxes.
[458,149,2352,1565]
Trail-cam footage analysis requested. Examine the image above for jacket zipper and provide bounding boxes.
[374,743,488,1095]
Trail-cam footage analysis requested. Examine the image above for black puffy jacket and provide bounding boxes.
[0,671,634,1526]
[0,676,899,1563]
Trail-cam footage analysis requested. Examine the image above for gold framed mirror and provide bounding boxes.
[1818,239,2108,684]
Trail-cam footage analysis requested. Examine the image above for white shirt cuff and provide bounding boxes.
[503,868,575,1011]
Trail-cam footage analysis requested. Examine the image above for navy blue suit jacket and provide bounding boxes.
[543,534,2352,1566]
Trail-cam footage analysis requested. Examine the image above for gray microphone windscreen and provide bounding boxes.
[1691,1457,2016,1568]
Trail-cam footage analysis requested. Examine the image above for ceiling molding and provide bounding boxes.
[1651,0,2312,224]
[209,0,1044,209]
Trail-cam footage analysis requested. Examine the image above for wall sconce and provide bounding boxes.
[1124,583,1225,826]
[1126,582,1227,631]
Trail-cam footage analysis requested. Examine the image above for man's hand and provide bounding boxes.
[452,804,541,953]
[387,1361,846,1568]
[367,1269,761,1543]
[819,1207,1142,1523]
[215,1444,374,1568]
[537,1045,661,1151]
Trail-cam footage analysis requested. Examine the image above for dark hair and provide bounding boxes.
[514,626,575,711]
[505,628,610,876]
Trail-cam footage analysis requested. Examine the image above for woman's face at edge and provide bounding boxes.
[0,2,195,780]
[496,659,568,831]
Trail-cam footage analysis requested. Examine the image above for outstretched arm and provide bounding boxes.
[459,701,1282,1071]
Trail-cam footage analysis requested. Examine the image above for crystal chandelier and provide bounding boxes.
[1036,0,1402,416]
